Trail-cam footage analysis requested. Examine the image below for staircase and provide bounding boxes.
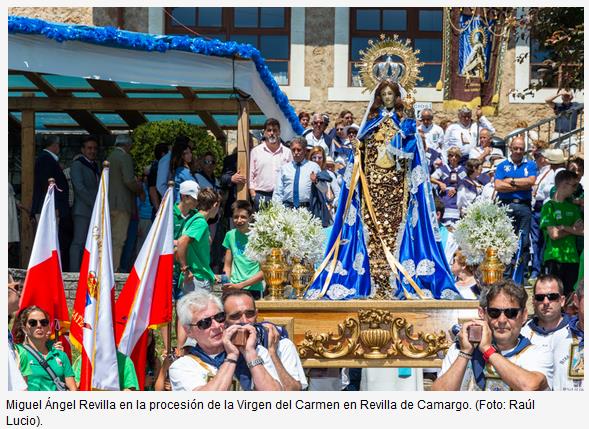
[502,105,584,156]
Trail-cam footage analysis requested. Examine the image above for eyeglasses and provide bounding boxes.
[189,312,226,330]
[227,309,257,321]
[203,160,216,165]
[534,293,561,302]
[336,128,344,132]
[486,307,521,319]
[27,318,50,328]
[312,121,324,125]
[448,154,461,158]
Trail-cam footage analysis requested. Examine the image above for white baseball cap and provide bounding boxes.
[179,180,200,199]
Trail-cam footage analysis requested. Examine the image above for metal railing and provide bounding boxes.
[502,105,584,156]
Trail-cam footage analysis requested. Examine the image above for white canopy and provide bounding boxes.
[9,32,299,140]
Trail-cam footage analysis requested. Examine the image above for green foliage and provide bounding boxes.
[130,120,224,176]
[515,7,583,93]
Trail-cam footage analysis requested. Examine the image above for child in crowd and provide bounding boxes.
[540,170,584,295]
[222,200,265,300]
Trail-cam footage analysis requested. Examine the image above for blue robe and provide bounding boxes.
[306,108,460,300]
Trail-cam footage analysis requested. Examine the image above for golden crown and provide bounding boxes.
[358,34,423,93]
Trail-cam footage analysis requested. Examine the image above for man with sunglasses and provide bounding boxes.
[552,280,584,390]
[169,290,282,391]
[222,289,308,390]
[305,113,334,158]
[521,275,570,352]
[433,280,552,391]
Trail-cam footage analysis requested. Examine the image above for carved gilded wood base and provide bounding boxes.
[257,300,479,368]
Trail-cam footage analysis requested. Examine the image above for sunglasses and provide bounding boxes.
[336,128,344,132]
[534,293,561,302]
[486,307,521,319]
[448,154,461,158]
[190,311,226,330]
[203,160,216,165]
[227,309,257,321]
[312,121,324,125]
[27,318,50,328]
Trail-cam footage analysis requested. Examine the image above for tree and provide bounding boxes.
[516,7,583,93]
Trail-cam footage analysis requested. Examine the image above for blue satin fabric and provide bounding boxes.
[305,149,372,300]
[306,108,459,300]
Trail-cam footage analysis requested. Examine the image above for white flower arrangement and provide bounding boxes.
[245,202,325,264]
[453,200,518,265]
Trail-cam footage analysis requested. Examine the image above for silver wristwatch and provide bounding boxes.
[246,357,264,369]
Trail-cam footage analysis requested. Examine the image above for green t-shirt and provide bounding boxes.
[222,229,263,292]
[540,199,582,263]
[178,212,215,284]
[73,351,139,390]
[173,203,195,240]
[16,343,74,391]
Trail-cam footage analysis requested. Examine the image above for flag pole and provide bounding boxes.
[166,180,175,359]
[47,177,58,340]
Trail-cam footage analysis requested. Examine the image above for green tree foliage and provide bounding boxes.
[130,120,224,176]
[516,7,583,92]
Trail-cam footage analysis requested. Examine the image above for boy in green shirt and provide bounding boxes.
[540,169,583,295]
[222,200,265,299]
[176,188,221,292]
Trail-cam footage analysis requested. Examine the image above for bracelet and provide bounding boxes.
[482,346,497,362]
[224,358,238,365]
[458,351,473,360]
[246,357,264,369]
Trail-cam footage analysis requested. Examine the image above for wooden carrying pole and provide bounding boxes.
[20,93,35,267]
[236,97,250,200]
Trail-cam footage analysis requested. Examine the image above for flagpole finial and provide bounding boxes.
[167,180,174,188]
[103,160,110,169]
[48,178,56,185]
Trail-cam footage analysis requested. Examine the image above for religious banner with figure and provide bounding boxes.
[442,8,511,115]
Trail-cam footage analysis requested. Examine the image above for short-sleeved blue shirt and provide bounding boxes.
[494,158,537,201]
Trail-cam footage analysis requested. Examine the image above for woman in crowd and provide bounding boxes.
[309,146,340,227]
[194,152,219,191]
[299,111,311,131]
[14,306,77,391]
[450,250,480,299]
[171,140,195,202]
[431,146,466,226]
[457,159,484,217]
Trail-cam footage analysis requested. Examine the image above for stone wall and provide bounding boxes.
[8,7,559,138]
[9,269,129,307]
[9,7,93,24]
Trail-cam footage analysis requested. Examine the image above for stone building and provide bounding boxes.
[8,6,581,137]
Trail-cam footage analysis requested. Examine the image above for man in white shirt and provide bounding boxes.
[521,275,570,352]
[169,290,282,391]
[222,289,308,390]
[432,280,552,391]
[418,108,446,160]
[468,128,503,162]
[249,118,293,211]
[552,281,584,390]
[273,137,321,210]
[305,113,334,157]
[444,106,496,157]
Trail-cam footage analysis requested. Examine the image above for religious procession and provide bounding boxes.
[7,7,584,393]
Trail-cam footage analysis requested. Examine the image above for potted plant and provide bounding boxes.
[245,202,324,299]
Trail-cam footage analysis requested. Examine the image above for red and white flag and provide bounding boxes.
[70,166,119,391]
[115,186,174,390]
[18,182,70,353]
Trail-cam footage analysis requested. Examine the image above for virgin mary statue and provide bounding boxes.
[305,37,460,300]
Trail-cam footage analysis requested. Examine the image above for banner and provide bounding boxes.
[443,8,510,115]
[70,166,120,391]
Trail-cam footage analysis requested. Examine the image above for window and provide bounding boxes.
[529,35,560,89]
[349,8,443,88]
[165,7,290,85]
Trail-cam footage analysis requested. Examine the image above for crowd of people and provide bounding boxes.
[7,89,584,391]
